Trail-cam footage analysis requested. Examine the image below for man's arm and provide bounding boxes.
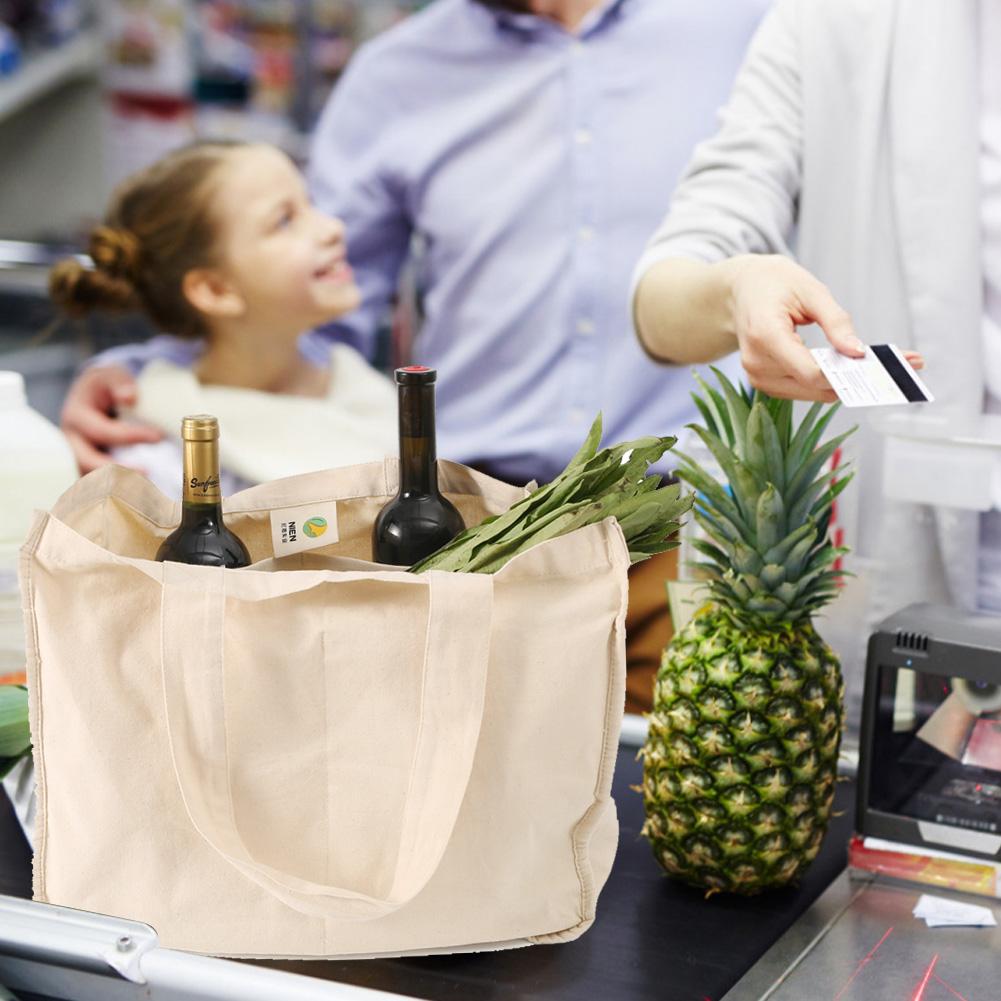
[307,45,413,362]
[62,335,200,473]
[61,365,158,473]
[632,0,862,401]
[635,255,862,402]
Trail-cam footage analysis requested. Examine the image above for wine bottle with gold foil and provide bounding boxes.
[373,367,464,566]
[155,415,250,567]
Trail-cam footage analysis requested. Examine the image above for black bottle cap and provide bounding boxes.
[395,366,437,386]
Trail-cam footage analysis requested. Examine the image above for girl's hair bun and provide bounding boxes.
[88,225,141,280]
[50,141,242,336]
[49,226,141,317]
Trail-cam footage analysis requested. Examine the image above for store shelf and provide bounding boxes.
[0,31,102,125]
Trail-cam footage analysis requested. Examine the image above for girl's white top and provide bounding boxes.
[113,343,397,499]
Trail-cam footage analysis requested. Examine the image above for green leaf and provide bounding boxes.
[746,595,788,617]
[694,508,750,549]
[747,401,786,493]
[755,485,785,553]
[807,474,853,523]
[785,428,856,510]
[691,539,731,568]
[690,392,719,439]
[769,397,794,451]
[688,425,765,523]
[730,543,765,577]
[762,520,817,566]
[0,686,30,760]
[676,455,750,536]
[785,531,823,580]
[710,366,750,459]
[787,464,850,529]
[727,575,753,604]
[785,402,827,477]
[411,417,689,574]
[567,413,603,469]
[794,405,846,468]
[693,372,735,448]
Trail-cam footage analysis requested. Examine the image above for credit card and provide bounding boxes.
[810,344,934,407]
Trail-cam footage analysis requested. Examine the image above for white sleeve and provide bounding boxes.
[631,0,803,296]
[111,440,184,500]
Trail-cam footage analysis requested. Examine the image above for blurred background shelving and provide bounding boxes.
[0,0,426,420]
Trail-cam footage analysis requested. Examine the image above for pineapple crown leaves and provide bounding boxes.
[677,368,857,628]
[410,413,695,574]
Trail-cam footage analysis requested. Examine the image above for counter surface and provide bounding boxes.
[0,748,854,1001]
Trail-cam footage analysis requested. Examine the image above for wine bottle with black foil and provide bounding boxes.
[155,415,251,568]
[373,367,464,566]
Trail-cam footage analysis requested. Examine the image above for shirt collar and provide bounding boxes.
[473,0,630,39]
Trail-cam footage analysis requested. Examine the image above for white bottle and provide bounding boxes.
[0,370,77,675]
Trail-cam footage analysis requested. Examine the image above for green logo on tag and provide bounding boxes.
[303,517,328,539]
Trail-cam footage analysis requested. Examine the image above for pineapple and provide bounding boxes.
[641,369,854,894]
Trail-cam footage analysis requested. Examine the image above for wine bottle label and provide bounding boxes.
[270,501,340,557]
[183,439,222,504]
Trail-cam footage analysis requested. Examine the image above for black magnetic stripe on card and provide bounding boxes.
[871,344,928,402]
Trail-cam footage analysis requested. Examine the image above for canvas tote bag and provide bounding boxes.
[20,460,628,959]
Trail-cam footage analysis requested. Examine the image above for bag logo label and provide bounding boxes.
[303,517,327,539]
[270,502,338,557]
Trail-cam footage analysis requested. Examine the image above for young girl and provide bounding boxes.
[50,140,395,497]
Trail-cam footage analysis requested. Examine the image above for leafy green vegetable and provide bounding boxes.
[0,685,30,780]
[410,414,693,574]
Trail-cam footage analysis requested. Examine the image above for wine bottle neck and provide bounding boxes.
[398,383,439,494]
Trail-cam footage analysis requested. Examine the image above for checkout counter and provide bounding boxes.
[0,723,857,1001]
[5,324,1001,999]
[9,605,1001,1000]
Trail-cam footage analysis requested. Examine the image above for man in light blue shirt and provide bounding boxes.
[61,0,768,708]
[67,0,766,485]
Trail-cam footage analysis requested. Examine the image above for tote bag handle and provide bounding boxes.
[159,562,493,921]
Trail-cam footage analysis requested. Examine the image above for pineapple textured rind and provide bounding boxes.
[642,606,845,894]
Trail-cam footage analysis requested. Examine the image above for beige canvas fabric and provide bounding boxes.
[20,461,628,958]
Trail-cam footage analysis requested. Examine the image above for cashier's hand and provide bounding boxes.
[60,365,162,474]
[727,255,924,402]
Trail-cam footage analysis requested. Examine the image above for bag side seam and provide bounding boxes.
[568,524,629,925]
[19,524,48,901]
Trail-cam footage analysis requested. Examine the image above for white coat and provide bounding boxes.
[636,0,982,628]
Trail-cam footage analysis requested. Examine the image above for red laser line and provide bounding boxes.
[832,925,895,1001]
[933,973,970,1001]
[911,955,939,1001]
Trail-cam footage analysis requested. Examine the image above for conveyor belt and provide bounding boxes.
[1,742,856,1001]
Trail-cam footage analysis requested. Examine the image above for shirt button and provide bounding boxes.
[577,318,595,336]
[575,128,592,146]
[578,226,595,242]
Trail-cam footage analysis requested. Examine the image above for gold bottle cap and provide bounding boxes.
[181,415,219,442]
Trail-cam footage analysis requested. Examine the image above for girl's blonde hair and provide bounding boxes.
[50,140,245,340]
